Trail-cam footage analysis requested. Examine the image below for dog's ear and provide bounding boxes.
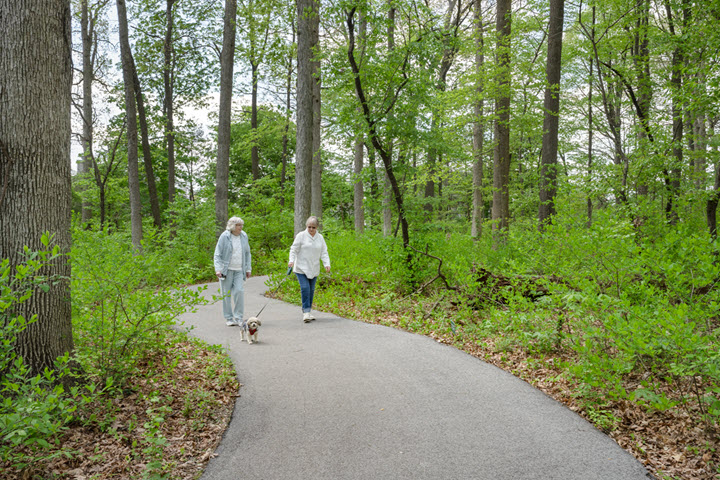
[257,319,262,326]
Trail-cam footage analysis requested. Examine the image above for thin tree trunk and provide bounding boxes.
[586,7,595,228]
[471,0,485,238]
[354,137,364,233]
[80,0,94,226]
[132,61,162,229]
[0,0,74,376]
[279,23,295,207]
[251,61,260,180]
[633,0,651,197]
[665,0,683,224]
[116,0,143,249]
[216,0,237,235]
[707,117,719,238]
[164,0,176,205]
[492,0,512,244]
[383,1,395,236]
[538,0,565,229]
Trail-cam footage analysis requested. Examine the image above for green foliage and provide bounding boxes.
[71,227,210,386]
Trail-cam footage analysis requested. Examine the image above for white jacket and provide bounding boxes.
[289,229,330,279]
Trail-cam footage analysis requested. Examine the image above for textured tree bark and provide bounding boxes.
[295,0,315,233]
[216,0,237,235]
[492,0,512,243]
[471,0,485,238]
[538,0,565,229]
[0,0,74,375]
[116,0,143,249]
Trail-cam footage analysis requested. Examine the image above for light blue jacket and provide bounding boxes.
[214,230,251,276]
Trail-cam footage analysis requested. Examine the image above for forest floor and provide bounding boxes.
[1,340,240,480]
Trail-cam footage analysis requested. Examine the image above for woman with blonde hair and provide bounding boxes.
[214,216,252,327]
[288,216,330,322]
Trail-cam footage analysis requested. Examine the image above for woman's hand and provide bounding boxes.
[288,262,294,268]
[325,266,331,273]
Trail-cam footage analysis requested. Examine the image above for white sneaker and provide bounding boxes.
[307,312,316,321]
[226,320,236,326]
[303,312,311,323]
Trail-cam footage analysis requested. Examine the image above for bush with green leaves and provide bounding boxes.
[71,227,210,387]
[0,240,86,470]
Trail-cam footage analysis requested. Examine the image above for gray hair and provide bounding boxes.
[306,216,319,228]
[226,216,244,231]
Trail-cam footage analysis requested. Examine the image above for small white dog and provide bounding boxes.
[242,317,262,344]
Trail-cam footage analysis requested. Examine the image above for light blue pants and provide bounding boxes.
[220,270,245,325]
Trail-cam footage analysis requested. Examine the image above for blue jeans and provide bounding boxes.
[220,270,245,325]
[295,273,317,313]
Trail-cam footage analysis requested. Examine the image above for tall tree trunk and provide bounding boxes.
[492,0,512,244]
[216,0,237,235]
[347,7,409,248]
[0,0,74,376]
[311,3,322,219]
[295,0,315,233]
[279,23,295,207]
[164,0,176,205]
[132,62,162,229]
[471,0,485,238]
[665,0,683,224]
[251,61,260,180]
[80,0,94,226]
[707,117,719,238]
[538,0,565,229]
[382,1,395,236]
[634,0,651,197]
[354,137,364,233]
[116,0,143,249]
[586,7,595,228]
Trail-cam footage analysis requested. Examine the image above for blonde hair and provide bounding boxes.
[226,216,244,231]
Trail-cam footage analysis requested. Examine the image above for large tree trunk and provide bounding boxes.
[538,0,565,229]
[279,25,295,207]
[0,0,74,375]
[80,0,94,226]
[471,0,485,238]
[116,0,143,249]
[164,0,177,205]
[295,0,316,233]
[310,0,323,219]
[216,0,237,235]
[492,0,512,243]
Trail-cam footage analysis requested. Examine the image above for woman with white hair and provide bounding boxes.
[288,216,330,323]
[214,216,252,327]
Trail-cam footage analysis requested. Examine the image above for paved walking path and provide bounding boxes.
[178,276,653,480]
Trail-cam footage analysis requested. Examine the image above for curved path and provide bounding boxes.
[178,276,653,480]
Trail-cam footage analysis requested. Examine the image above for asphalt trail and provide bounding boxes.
[178,275,652,480]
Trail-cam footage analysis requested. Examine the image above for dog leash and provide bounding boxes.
[254,266,293,318]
